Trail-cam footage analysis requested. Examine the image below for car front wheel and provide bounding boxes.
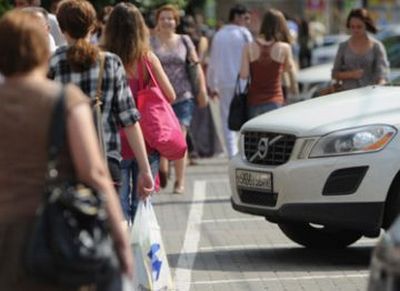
[278,222,362,249]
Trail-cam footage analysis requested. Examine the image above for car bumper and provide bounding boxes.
[231,198,383,235]
[229,151,398,234]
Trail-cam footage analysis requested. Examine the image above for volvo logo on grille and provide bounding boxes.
[257,138,269,159]
[249,135,284,162]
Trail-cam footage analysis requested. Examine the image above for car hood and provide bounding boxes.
[297,63,332,84]
[243,86,400,137]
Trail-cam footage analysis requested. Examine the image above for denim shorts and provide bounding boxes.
[172,98,195,128]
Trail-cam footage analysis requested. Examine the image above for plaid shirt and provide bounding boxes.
[48,46,140,162]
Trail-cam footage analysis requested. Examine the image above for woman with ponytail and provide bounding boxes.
[48,0,154,197]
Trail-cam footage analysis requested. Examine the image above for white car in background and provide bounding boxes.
[311,34,349,66]
[229,86,400,248]
[310,26,400,66]
[296,25,400,102]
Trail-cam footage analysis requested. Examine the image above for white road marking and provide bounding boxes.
[203,178,229,183]
[191,273,370,285]
[191,195,230,203]
[170,178,378,290]
[201,217,264,223]
[199,239,378,252]
[199,243,297,251]
[174,180,206,291]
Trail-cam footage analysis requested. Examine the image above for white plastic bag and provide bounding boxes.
[122,275,137,291]
[131,199,174,291]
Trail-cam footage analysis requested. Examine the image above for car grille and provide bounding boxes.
[243,131,296,165]
[238,189,277,207]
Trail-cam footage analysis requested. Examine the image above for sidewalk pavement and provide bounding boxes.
[151,156,375,291]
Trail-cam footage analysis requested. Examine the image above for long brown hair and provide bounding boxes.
[0,10,49,76]
[56,0,99,71]
[103,2,150,72]
[259,9,292,43]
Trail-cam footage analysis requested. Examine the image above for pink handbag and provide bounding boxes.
[136,58,187,160]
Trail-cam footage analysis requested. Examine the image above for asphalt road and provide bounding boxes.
[152,156,379,291]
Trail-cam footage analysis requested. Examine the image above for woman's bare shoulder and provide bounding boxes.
[270,42,291,63]
[273,42,291,51]
[146,51,157,61]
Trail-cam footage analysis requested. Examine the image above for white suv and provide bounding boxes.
[229,86,400,248]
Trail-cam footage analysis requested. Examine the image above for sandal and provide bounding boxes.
[173,182,184,194]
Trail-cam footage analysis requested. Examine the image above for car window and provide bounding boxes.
[382,35,400,69]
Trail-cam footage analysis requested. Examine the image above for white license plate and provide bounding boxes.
[236,170,272,192]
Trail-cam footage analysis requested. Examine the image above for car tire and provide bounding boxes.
[382,172,400,229]
[278,222,362,248]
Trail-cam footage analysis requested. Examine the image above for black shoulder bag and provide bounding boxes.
[182,35,200,98]
[24,88,117,288]
[228,30,251,131]
[228,75,250,131]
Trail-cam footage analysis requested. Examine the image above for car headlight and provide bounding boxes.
[309,125,396,158]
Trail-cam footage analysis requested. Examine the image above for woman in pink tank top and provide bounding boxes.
[103,3,175,223]
[239,9,299,119]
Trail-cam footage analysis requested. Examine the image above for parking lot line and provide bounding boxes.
[191,273,369,285]
[199,243,297,251]
[198,239,377,252]
[201,217,264,223]
[174,180,206,291]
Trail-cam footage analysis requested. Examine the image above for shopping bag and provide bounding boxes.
[130,199,174,291]
[135,59,187,161]
[122,275,137,291]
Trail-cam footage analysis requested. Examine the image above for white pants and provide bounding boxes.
[218,85,238,158]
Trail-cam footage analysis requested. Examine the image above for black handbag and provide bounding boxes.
[228,76,249,131]
[24,88,117,287]
[182,35,200,98]
[317,81,343,97]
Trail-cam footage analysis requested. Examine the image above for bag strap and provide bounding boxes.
[240,28,251,43]
[47,87,66,180]
[136,55,160,90]
[181,35,190,62]
[95,52,106,107]
[235,75,250,95]
[93,53,107,160]
[137,58,144,90]
[181,35,199,65]
[142,57,161,89]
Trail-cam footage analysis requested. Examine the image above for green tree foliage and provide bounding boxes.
[0,0,11,16]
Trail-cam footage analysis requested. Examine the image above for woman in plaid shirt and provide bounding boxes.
[48,0,154,197]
